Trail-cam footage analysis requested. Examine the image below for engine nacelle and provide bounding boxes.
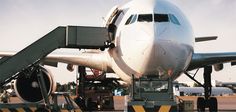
[14,66,56,103]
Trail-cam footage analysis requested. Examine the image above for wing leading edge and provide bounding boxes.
[2,51,236,73]
[187,52,236,71]
[0,51,112,72]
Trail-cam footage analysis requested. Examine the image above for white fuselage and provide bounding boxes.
[106,0,194,82]
[59,0,195,83]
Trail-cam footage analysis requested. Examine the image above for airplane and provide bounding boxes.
[176,87,234,96]
[1,0,236,111]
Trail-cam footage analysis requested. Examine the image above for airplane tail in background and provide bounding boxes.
[195,36,217,42]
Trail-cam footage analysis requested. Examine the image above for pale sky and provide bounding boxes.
[0,0,236,84]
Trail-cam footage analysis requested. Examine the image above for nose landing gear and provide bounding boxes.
[184,66,218,112]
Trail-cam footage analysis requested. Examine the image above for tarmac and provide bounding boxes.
[178,95,236,111]
[2,95,236,111]
[114,95,236,111]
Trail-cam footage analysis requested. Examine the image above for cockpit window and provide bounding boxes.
[126,13,180,25]
[154,14,169,22]
[138,14,153,22]
[169,14,180,25]
[125,15,133,25]
[130,14,137,24]
[125,14,137,25]
[154,13,180,25]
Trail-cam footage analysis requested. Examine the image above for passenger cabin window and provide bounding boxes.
[138,14,153,22]
[154,14,169,22]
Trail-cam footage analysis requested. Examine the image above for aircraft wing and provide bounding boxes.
[0,51,78,67]
[0,51,15,57]
[2,51,236,72]
[0,50,110,72]
[187,52,236,71]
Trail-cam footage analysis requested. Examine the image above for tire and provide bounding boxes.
[209,97,218,112]
[197,97,205,112]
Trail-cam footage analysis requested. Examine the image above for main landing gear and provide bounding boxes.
[184,66,218,112]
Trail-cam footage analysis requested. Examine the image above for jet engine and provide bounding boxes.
[14,66,56,103]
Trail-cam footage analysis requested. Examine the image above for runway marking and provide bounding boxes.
[132,105,145,112]
[16,108,25,112]
[0,108,10,112]
[29,107,37,111]
[159,105,171,112]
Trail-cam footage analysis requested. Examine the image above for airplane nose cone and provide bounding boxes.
[118,23,156,75]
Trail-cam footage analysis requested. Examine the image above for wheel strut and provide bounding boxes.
[184,66,218,112]
[203,66,212,100]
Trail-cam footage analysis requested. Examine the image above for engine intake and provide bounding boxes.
[14,66,56,103]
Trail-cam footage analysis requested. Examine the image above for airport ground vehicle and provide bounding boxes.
[127,75,178,111]
[74,66,124,111]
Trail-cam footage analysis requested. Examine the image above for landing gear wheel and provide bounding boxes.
[185,66,218,112]
[197,97,205,112]
[209,97,218,112]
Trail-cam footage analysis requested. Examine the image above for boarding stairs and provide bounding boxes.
[0,26,110,86]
